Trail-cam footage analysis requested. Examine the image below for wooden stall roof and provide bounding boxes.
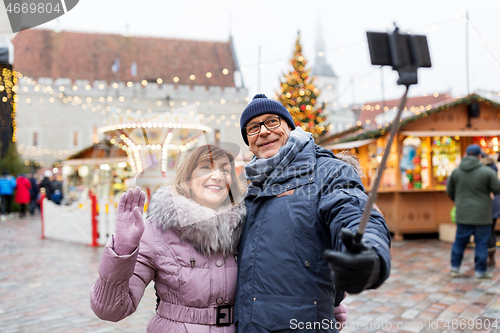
[319,94,500,146]
[65,140,127,161]
[357,92,453,124]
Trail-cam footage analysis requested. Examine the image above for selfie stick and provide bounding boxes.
[354,86,408,243]
[354,24,431,244]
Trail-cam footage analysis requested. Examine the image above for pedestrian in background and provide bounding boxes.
[14,174,31,218]
[28,173,39,215]
[39,170,53,202]
[0,169,17,221]
[447,144,500,281]
[482,152,500,268]
[50,175,63,205]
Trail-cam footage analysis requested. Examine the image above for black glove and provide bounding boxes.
[323,228,381,294]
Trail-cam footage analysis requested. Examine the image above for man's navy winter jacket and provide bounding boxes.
[234,139,391,333]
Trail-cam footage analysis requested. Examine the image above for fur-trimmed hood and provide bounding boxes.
[335,150,364,178]
[147,186,246,256]
[482,155,497,166]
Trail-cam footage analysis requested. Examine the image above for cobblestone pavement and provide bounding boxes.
[1,215,500,333]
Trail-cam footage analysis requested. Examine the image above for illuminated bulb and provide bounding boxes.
[190,74,195,80]
[173,77,179,83]
[222,68,229,75]
[157,78,163,84]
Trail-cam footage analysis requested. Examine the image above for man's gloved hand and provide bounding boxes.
[323,228,381,294]
[114,187,146,256]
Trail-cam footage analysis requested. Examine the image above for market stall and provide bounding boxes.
[319,94,500,240]
[62,140,130,204]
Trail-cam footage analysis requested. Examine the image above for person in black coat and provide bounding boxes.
[482,153,500,267]
[28,173,39,215]
[39,170,54,202]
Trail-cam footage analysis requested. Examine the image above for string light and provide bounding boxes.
[14,73,246,127]
[469,19,500,72]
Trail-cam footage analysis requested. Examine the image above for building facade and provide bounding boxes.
[12,29,250,167]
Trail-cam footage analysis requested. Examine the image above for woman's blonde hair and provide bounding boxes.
[174,144,245,206]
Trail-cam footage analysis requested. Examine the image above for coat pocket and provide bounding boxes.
[251,296,317,332]
[279,198,327,275]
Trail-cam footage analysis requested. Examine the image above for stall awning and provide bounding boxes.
[62,157,127,166]
[324,138,376,150]
[400,130,500,137]
[0,36,13,65]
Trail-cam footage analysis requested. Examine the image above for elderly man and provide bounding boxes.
[447,144,500,281]
[234,94,391,332]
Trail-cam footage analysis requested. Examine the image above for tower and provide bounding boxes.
[311,20,338,113]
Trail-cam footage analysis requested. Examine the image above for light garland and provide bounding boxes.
[0,66,16,142]
[16,143,78,158]
[13,73,248,128]
[99,122,211,134]
[469,18,500,72]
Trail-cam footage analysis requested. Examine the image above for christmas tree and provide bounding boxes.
[277,32,326,138]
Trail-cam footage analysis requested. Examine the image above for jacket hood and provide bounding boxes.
[459,155,483,172]
[147,186,246,256]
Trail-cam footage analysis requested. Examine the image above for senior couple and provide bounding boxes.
[90,94,391,332]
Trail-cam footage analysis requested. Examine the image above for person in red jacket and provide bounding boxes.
[15,174,31,218]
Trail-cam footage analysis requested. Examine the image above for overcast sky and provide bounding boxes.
[35,0,500,106]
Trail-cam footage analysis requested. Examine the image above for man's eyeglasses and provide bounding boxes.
[244,117,282,136]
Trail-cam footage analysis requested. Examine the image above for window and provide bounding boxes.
[73,131,78,147]
[215,129,220,143]
[33,132,38,147]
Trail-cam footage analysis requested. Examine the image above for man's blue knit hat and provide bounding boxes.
[240,94,295,145]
